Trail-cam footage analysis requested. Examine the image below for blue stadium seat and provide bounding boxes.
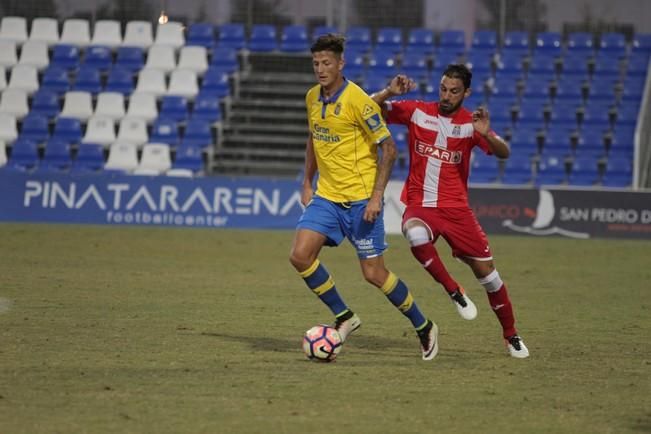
[182,118,213,149]
[312,25,337,41]
[508,127,539,156]
[632,33,651,54]
[387,124,407,153]
[585,80,617,104]
[41,66,70,94]
[522,76,552,99]
[173,144,204,173]
[592,55,622,78]
[115,46,144,72]
[567,32,595,52]
[502,31,530,56]
[568,156,600,186]
[342,49,365,82]
[210,47,239,75]
[486,99,515,123]
[463,93,485,110]
[150,118,180,146]
[470,152,499,183]
[614,103,640,126]
[51,44,80,70]
[495,52,526,75]
[536,154,567,185]
[574,132,607,159]
[192,94,222,122]
[401,52,429,81]
[375,27,403,53]
[602,157,632,187]
[528,53,558,76]
[620,79,646,103]
[535,32,562,55]
[7,139,39,171]
[345,26,371,53]
[465,49,494,75]
[626,54,650,76]
[200,69,230,99]
[367,51,398,77]
[553,78,584,101]
[187,23,215,49]
[19,114,50,143]
[548,101,580,130]
[489,75,519,99]
[438,30,465,50]
[608,128,635,159]
[559,55,590,78]
[73,66,102,94]
[217,23,246,50]
[517,100,547,125]
[41,138,71,171]
[72,143,104,173]
[581,103,613,128]
[30,90,60,119]
[363,73,389,94]
[501,155,533,184]
[52,117,82,144]
[160,96,188,122]
[248,25,277,52]
[406,28,435,55]
[599,32,627,56]
[83,45,112,71]
[280,25,309,52]
[471,30,497,50]
[105,67,134,95]
[433,48,463,69]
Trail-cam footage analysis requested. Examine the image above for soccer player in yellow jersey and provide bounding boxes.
[289,34,439,360]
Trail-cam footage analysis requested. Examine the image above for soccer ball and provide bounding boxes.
[302,325,343,362]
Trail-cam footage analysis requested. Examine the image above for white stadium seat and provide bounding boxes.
[126,92,158,123]
[134,143,172,175]
[8,64,40,95]
[0,113,18,143]
[82,116,117,147]
[60,91,94,121]
[95,92,126,121]
[92,20,123,48]
[0,17,28,46]
[154,22,185,49]
[0,140,6,167]
[104,142,139,172]
[117,117,148,148]
[18,40,50,70]
[0,66,6,92]
[123,21,153,49]
[177,46,208,75]
[60,19,91,47]
[167,69,198,99]
[0,89,29,120]
[135,68,167,97]
[0,40,18,68]
[29,18,60,46]
[145,45,177,72]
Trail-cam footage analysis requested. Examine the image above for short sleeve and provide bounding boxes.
[385,100,418,125]
[351,91,390,144]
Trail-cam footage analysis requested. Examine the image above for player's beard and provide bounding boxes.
[439,99,463,115]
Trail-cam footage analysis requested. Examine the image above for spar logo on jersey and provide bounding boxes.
[415,140,462,163]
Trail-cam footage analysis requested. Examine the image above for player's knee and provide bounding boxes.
[478,269,503,293]
[289,249,312,271]
[403,220,430,247]
[362,266,388,288]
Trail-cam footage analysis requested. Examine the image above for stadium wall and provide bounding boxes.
[2,171,650,240]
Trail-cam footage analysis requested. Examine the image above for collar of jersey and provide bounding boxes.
[318,77,349,104]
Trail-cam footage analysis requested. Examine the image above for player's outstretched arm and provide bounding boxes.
[301,133,317,206]
[364,136,397,223]
[472,107,510,159]
[371,74,417,108]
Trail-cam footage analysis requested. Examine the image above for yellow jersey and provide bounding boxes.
[305,79,391,202]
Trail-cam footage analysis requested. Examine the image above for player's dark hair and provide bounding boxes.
[311,33,345,57]
[443,64,472,90]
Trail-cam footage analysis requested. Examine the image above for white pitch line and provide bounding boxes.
[0,298,13,314]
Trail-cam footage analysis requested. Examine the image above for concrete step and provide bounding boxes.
[225,123,307,136]
[231,98,305,110]
[223,133,306,147]
[230,108,307,124]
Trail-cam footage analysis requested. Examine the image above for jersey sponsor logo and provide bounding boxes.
[362,104,374,116]
[452,125,461,136]
[365,113,383,131]
[415,140,462,163]
[312,123,341,143]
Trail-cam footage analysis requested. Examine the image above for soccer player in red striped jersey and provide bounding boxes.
[372,64,529,358]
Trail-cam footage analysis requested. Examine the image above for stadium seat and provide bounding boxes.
[134,143,172,175]
[60,19,91,47]
[626,55,650,77]
[72,143,104,172]
[406,28,435,55]
[608,128,635,158]
[31,90,60,119]
[200,69,230,99]
[502,31,530,55]
[620,79,646,103]
[210,47,239,75]
[367,51,398,77]
[401,52,429,81]
[172,144,204,173]
[495,51,526,75]
[160,96,189,122]
[7,138,39,171]
[52,117,82,143]
[535,32,562,55]
[60,91,94,121]
[135,68,167,97]
[614,103,640,126]
[8,64,39,95]
[178,46,208,75]
[187,23,215,49]
[376,27,403,53]
[465,50,494,75]
[192,94,222,122]
[149,118,180,146]
[528,53,558,77]
[536,154,567,185]
[342,49,365,81]
[105,67,135,95]
[155,22,185,49]
[73,66,102,94]
[574,132,606,159]
[599,32,627,56]
[345,26,371,52]
[472,30,497,50]
[585,80,617,104]
[438,30,465,50]
[0,66,5,91]
[602,157,632,187]
[553,78,584,102]
[82,116,116,147]
[126,92,158,124]
[51,44,80,70]
[433,47,463,69]
[91,20,123,48]
[581,103,613,128]
[568,156,600,186]
[183,118,213,148]
[312,25,337,41]
[217,23,245,50]
[18,40,49,70]
[117,117,149,148]
[41,139,72,171]
[0,17,28,46]
[280,25,309,52]
[0,40,18,68]
[521,76,552,100]
[489,76,519,100]
[95,92,126,121]
[509,127,540,156]
[363,73,389,94]
[145,45,177,72]
[248,25,277,52]
[486,98,515,123]
[632,33,651,54]
[470,152,499,183]
[104,142,138,173]
[123,21,154,49]
[84,45,113,71]
[29,18,59,46]
[18,114,49,143]
[0,89,29,120]
[501,155,533,184]
[567,32,594,52]
[168,69,199,99]
[116,46,145,72]
[0,140,6,167]
[0,113,18,143]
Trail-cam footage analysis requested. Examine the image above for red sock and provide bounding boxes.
[486,284,517,338]
[410,243,458,294]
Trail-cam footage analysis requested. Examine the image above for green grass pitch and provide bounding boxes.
[0,223,650,434]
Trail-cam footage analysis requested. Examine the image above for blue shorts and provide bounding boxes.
[296,195,388,259]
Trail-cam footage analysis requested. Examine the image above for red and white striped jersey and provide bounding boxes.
[386,100,494,208]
